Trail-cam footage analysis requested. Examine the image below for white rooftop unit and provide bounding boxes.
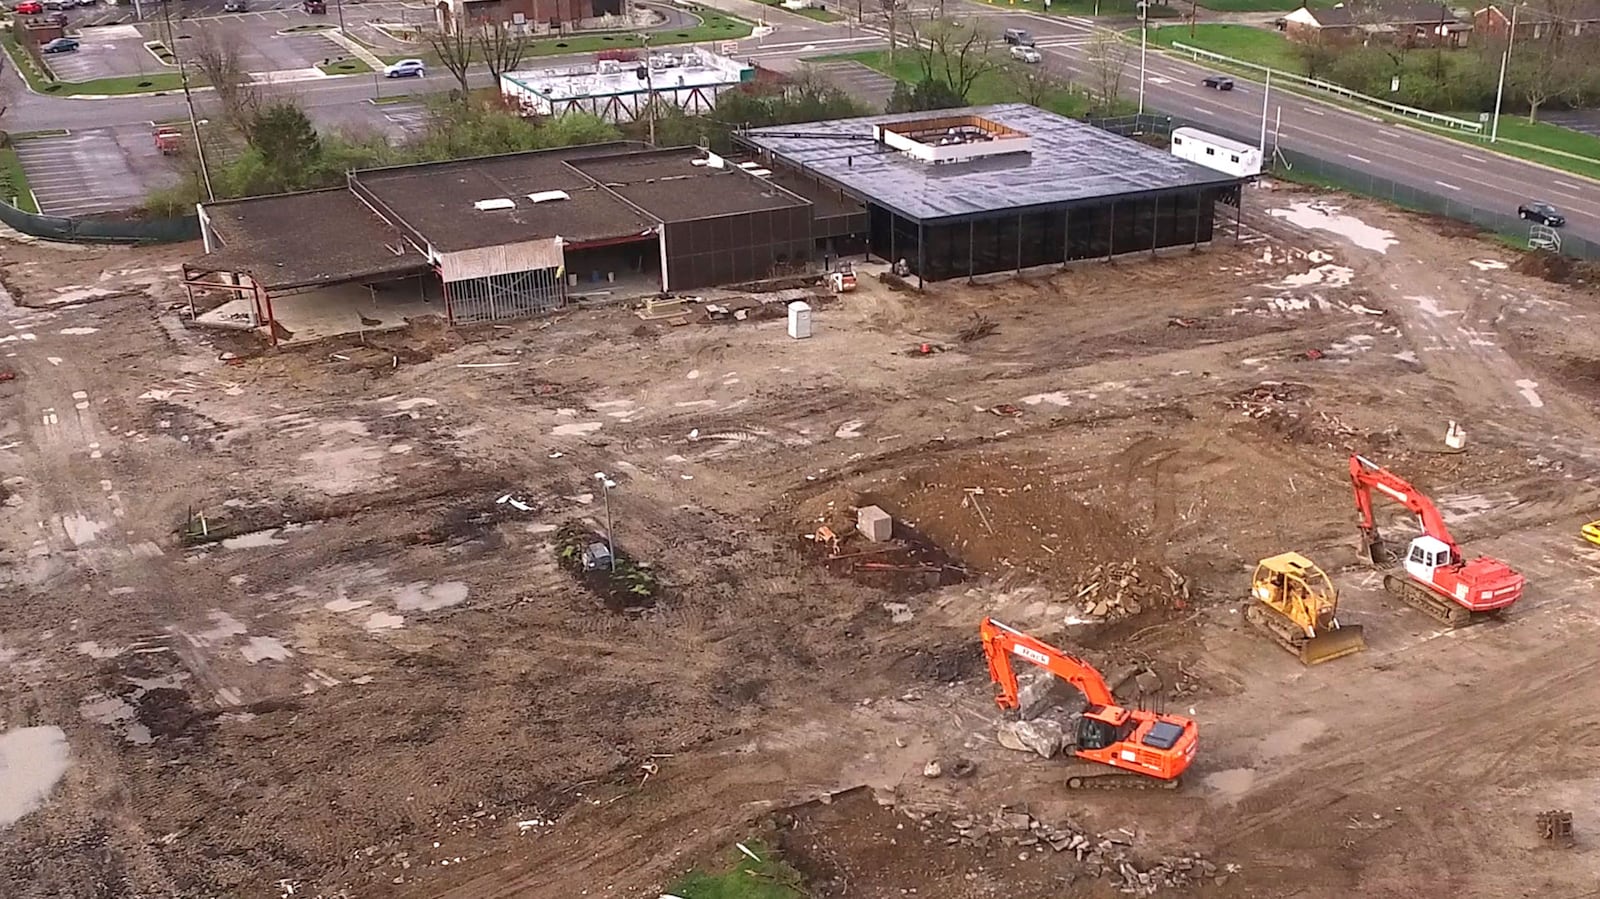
[1170,127,1262,178]
[473,198,516,211]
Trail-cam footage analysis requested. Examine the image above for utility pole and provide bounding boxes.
[1137,1,1148,115]
[641,31,656,146]
[161,0,213,202]
[1490,2,1521,143]
[1257,68,1270,156]
[335,0,347,34]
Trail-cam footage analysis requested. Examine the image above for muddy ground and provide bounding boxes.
[5,183,1600,898]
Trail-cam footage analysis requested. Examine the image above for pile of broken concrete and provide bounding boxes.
[1073,561,1189,622]
[945,808,1232,896]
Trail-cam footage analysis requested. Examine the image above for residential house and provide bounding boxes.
[1474,1,1600,39]
[1282,2,1472,47]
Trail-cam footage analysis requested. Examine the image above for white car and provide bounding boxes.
[1010,45,1042,64]
[384,59,426,78]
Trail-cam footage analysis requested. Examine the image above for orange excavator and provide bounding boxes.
[980,618,1198,789]
[1349,454,1525,626]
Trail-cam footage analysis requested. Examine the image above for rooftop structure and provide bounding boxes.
[501,48,754,123]
[569,148,809,221]
[739,103,1246,224]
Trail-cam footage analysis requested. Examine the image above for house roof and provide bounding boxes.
[567,147,811,222]
[1301,2,1461,25]
[1485,0,1600,22]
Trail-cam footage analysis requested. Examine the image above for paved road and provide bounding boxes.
[6,0,1599,246]
[955,7,1600,244]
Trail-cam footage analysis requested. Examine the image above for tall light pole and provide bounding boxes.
[1137,1,1148,115]
[640,32,656,146]
[1490,3,1521,143]
[161,0,213,202]
[593,472,617,570]
[1258,68,1271,156]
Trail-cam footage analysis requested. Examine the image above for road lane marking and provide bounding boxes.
[1192,105,1216,116]
[1554,180,1582,190]
[1461,153,1489,163]
[1348,154,1372,164]
[1435,180,1462,191]
[1303,107,1325,116]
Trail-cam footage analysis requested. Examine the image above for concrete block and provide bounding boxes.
[857,505,892,542]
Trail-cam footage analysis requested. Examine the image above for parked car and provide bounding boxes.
[1202,74,1235,91]
[40,36,80,53]
[1009,45,1042,64]
[44,10,68,24]
[302,0,325,11]
[13,1,44,13]
[1002,27,1035,46]
[1518,201,1565,227]
[41,0,73,10]
[222,0,246,10]
[383,58,426,78]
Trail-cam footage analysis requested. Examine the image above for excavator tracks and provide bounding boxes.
[1382,573,1498,628]
[1063,761,1182,791]
[1242,602,1365,665]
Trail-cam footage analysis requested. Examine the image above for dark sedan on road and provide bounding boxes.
[40,37,80,54]
[1518,201,1566,227]
[1202,74,1235,91]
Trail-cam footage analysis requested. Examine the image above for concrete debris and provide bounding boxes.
[922,760,943,778]
[995,719,1064,759]
[1224,382,1358,446]
[937,808,1222,895]
[1072,559,1190,622]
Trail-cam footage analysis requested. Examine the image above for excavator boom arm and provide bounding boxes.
[1349,455,1462,557]
[980,618,1116,710]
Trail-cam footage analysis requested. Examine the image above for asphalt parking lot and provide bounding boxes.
[374,100,429,139]
[41,24,161,81]
[12,127,181,217]
[162,18,350,72]
[804,60,895,110]
[1542,110,1600,139]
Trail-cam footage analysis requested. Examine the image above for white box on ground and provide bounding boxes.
[787,301,812,339]
[857,505,892,542]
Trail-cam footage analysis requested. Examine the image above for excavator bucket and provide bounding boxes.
[1298,624,1367,665]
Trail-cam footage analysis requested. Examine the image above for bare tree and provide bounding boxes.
[476,19,528,84]
[880,0,899,67]
[1003,61,1063,106]
[1510,1,1600,122]
[1086,30,1132,113]
[428,19,478,102]
[189,24,259,140]
[908,19,1001,101]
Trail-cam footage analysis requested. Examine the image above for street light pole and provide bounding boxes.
[1490,3,1521,143]
[1258,68,1271,156]
[594,473,617,570]
[1138,3,1148,115]
[161,0,213,202]
[335,0,347,35]
[641,32,656,146]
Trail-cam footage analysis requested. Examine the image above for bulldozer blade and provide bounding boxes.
[1299,625,1367,665]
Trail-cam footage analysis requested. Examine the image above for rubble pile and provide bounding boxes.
[1226,382,1358,447]
[1073,560,1190,622]
[940,808,1232,896]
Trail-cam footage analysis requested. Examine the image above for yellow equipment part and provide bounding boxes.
[1247,552,1366,665]
[1581,520,1600,547]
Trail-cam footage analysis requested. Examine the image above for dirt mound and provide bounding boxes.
[854,450,1148,587]
[1513,250,1575,283]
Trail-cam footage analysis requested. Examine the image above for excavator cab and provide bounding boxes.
[1077,707,1133,750]
[1403,535,1454,588]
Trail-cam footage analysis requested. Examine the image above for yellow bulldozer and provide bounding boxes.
[1246,552,1367,665]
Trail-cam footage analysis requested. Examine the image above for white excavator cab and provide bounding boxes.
[1403,535,1453,586]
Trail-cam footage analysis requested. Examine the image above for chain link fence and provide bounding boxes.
[0,199,200,244]
[1086,113,1600,262]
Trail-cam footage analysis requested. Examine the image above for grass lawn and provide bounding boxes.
[831,49,1100,118]
[1145,23,1303,71]
[318,57,373,75]
[0,146,39,214]
[665,841,806,899]
[753,0,843,22]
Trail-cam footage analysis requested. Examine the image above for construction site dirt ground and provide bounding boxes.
[6,182,1600,899]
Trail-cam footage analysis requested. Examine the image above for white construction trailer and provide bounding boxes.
[1170,127,1262,178]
